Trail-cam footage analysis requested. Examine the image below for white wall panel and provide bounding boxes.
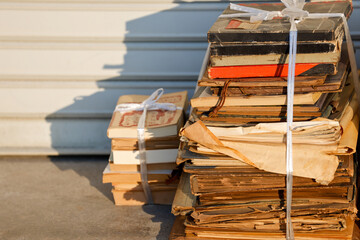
[0,118,110,152]
[0,0,359,155]
[0,82,195,117]
[0,45,206,80]
[0,3,225,42]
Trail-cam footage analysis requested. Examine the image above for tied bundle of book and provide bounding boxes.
[170,1,359,239]
[103,90,188,205]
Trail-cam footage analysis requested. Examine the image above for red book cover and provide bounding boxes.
[207,63,334,79]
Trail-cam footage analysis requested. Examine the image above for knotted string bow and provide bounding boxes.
[219,1,360,239]
[114,88,179,204]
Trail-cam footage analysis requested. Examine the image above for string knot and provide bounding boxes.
[114,88,178,113]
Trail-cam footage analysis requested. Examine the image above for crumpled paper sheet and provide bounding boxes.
[182,121,339,185]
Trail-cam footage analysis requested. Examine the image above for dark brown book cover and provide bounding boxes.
[210,41,338,56]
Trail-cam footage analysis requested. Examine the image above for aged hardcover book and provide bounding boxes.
[210,51,341,67]
[210,40,340,56]
[191,87,323,108]
[112,188,176,205]
[207,62,337,79]
[111,135,179,150]
[111,182,178,205]
[102,163,173,184]
[109,162,177,172]
[112,183,177,206]
[107,91,187,139]
[199,74,327,88]
[210,49,340,67]
[111,148,178,164]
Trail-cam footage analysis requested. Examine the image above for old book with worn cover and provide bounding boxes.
[111,148,178,164]
[210,51,341,67]
[107,91,188,139]
[111,135,179,150]
[207,62,337,78]
[210,40,341,56]
[102,163,173,184]
[207,1,352,43]
[191,87,323,108]
[209,38,344,66]
[112,188,176,205]
[109,162,177,172]
[112,182,177,205]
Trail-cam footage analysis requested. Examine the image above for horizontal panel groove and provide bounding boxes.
[0,36,208,43]
[0,74,199,81]
[353,1,360,8]
[0,147,110,156]
[0,1,358,11]
[0,81,196,91]
[351,32,360,40]
[352,41,360,48]
[0,2,229,11]
[0,0,232,2]
[0,79,197,86]
[0,113,112,119]
[1,39,359,48]
[0,41,208,50]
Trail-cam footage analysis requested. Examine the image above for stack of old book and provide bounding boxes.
[170,1,359,239]
[102,90,188,205]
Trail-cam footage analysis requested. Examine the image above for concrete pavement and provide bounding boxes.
[0,156,174,240]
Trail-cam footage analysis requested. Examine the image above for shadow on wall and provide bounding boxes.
[44,1,225,239]
[44,0,224,153]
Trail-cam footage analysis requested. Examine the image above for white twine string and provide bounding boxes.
[220,1,359,239]
[114,88,179,204]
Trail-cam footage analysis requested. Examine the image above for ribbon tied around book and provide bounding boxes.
[219,1,360,239]
[114,88,179,204]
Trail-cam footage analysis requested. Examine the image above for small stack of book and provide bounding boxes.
[170,1,359,239]
[103,90,188,205]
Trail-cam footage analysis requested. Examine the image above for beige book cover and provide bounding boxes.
[191,87,322,108]
[112,183,177,191]
[111,148,178,165]
[109,162,177,172]
[107,91,188,139]
[112,188,176,205]
[111,135,179,150]
[102,163,173,184]
[210,51,341,67]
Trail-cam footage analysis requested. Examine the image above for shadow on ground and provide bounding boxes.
[49,156,175,239]
[143,205,176,240]
[50,155,113,201]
